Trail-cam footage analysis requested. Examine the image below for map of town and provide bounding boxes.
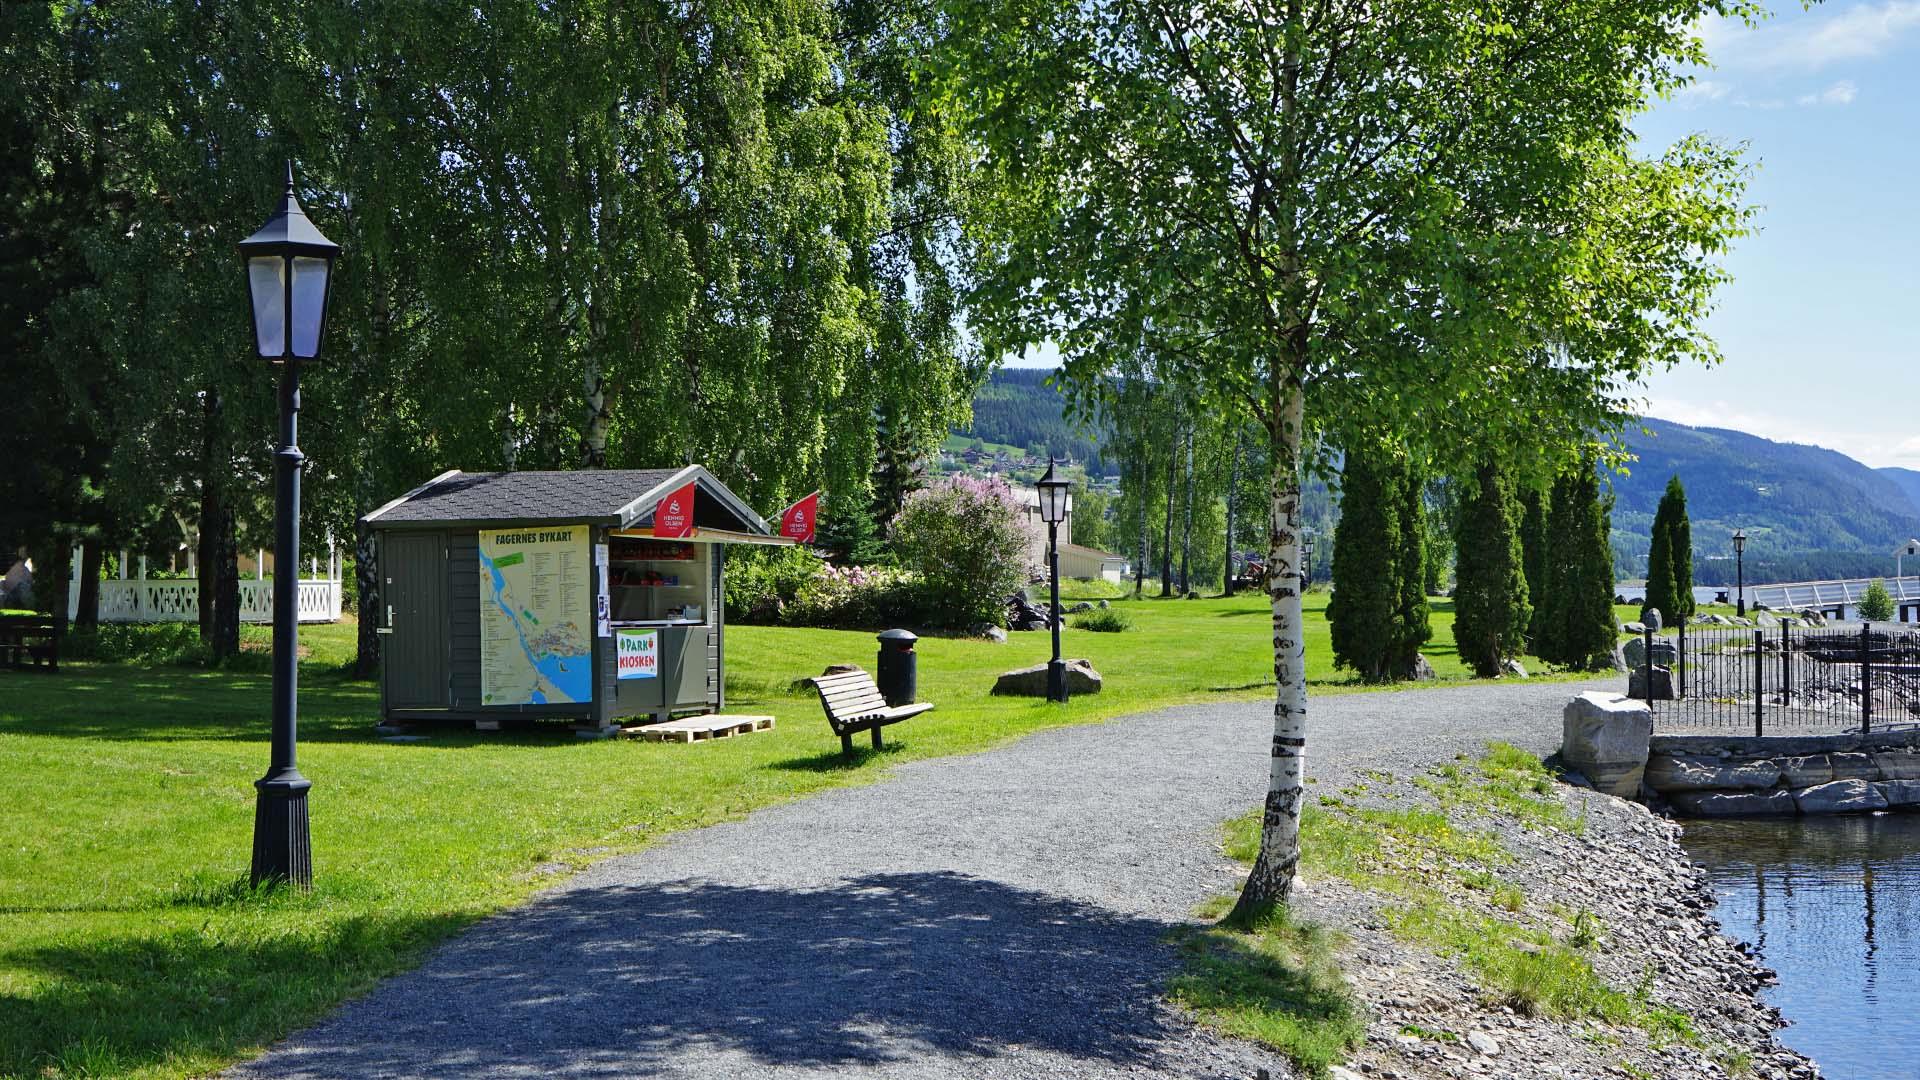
[477,528,594,705]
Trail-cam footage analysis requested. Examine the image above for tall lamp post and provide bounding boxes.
[1301,529,1315,589]
[1036,461,1071,703]
[239,163,339,889]
[1731,528,1746,618]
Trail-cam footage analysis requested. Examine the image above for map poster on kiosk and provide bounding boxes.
[477,526,593,705]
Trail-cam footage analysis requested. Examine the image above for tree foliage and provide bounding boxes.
[1644,475,1694,624]
[935,0,1754,911]
[1536,463,1618,669]
[1452,461,1531,678]
[1860,580,1895,623]
[1327,447,1427,681]
[3,0,982,670]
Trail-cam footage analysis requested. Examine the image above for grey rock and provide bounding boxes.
[1466,1031,1501,1057]
[991,658,1103,696]
[1608,641,1629,673]
[1628,665,1674,701]
[1096,599,1110,609]
[1830,752,1880,781]
[1623,638,1677,669]
[1561,691,1652,799]
[1412,653,1437,681]
[1795,778,1888,814]
[1877,779,1920,807]
[1500,658,1528,679]
[1669,789,1799,817]
[1065,601,1094,614]
[1622,621,1646,635]
[981,626,1008,644]
[1646,753,1782,792]
[1873,750,1920,781]
[1778,754,1834,788]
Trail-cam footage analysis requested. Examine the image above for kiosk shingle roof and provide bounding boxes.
[369,469,686,526]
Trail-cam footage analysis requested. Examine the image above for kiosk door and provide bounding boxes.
[383,531,451,709]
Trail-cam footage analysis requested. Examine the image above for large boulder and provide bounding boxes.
[1561,692,1653,799]
[1873,750,1920,781]
[1878,780,1920,807]
[1628,665,1674,701]
[992,658,1103,696]
[1668,790,1798,818]
[1778,754,1834,788]
[1622,638,1677,669]
[1795,779,1888,814]
[1645,754,1782,792]
[1829,752,1880,782]
[1411,653,1437,681]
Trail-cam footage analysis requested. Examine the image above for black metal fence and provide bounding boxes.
[1635,620,1920,734]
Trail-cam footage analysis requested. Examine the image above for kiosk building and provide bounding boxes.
[362,466,784,733]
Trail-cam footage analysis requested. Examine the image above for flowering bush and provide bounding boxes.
[891,475,1029,629]
[787,564,927,629]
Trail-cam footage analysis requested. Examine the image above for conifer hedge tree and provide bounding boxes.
[1644,475,1694,623]
[1327,450,1400,682]
[1453,461,1532,677]
[1520,488,1550,655]
[1392,463,1433,677]
[1538,462,1618,668]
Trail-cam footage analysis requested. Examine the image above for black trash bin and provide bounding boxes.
[876,628,918,707]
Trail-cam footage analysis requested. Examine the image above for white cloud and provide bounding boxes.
[1699,2,1920,72]
[1797,80,1860,105]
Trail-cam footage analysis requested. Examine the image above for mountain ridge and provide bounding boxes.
[955,368,1920,582]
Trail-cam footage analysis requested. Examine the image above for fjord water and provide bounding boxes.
[1683,814,1920,1079]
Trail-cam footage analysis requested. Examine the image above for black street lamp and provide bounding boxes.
[1301,529,1315,590]
[1035,460,1071,703]
[239,163,339,889]
[1731,528,1746,618]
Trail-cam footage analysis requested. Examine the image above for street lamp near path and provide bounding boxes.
[1732,528,1746,618]
[239,162,339,889]
[1035,461,1071,703]
[1301,529,1315,590]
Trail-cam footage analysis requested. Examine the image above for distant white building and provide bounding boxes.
[1750,576,1920,623]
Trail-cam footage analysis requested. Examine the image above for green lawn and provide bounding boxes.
[0,592,1602,1079]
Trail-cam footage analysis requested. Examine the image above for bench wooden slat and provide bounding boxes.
[806,667,933,755]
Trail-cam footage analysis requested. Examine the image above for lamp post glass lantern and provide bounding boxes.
[1301,529,1315,589]
[1731,529,1746,618]
[239,162,339,890]
[1036,461,1071,703]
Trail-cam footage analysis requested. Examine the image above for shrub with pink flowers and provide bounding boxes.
[891,475,1028,628]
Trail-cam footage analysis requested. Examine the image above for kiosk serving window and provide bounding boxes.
[609,537,710,624]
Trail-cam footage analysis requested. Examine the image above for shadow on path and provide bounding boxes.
[238,871,1195,1078]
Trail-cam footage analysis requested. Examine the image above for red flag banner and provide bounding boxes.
[780,491,820,544]
[653,481,697,538]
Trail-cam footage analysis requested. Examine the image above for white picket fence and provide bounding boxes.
[66,544,343,624]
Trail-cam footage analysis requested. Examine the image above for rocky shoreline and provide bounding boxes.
[1285,762,1818,1080]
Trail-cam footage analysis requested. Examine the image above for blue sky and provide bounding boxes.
[1005,3,1920,467]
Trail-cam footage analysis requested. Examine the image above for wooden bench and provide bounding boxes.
[0,615,59,672]
[809,668,933,756]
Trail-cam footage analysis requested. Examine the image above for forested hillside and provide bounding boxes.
[957,371,1920,585]
[1609,418,1920,581]
[956,369,1109,472]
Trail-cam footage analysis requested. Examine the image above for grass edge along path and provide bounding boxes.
[1171,745,1710,1079]
[3,593,1611,1080]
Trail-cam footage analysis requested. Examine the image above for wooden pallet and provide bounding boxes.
[628,714,775,744]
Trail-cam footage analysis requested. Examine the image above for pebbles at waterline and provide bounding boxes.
[1280,777,1818,1080]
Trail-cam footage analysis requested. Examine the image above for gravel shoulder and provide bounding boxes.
[230,677,1615,1080]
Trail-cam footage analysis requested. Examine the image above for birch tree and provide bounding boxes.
[937,0,1753,915]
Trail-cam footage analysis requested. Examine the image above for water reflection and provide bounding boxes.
[1684,814,1920,1079]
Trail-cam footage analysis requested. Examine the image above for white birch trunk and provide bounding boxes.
[1233,383,1307,917]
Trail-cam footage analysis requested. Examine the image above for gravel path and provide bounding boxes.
[232,676,1615,1080]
